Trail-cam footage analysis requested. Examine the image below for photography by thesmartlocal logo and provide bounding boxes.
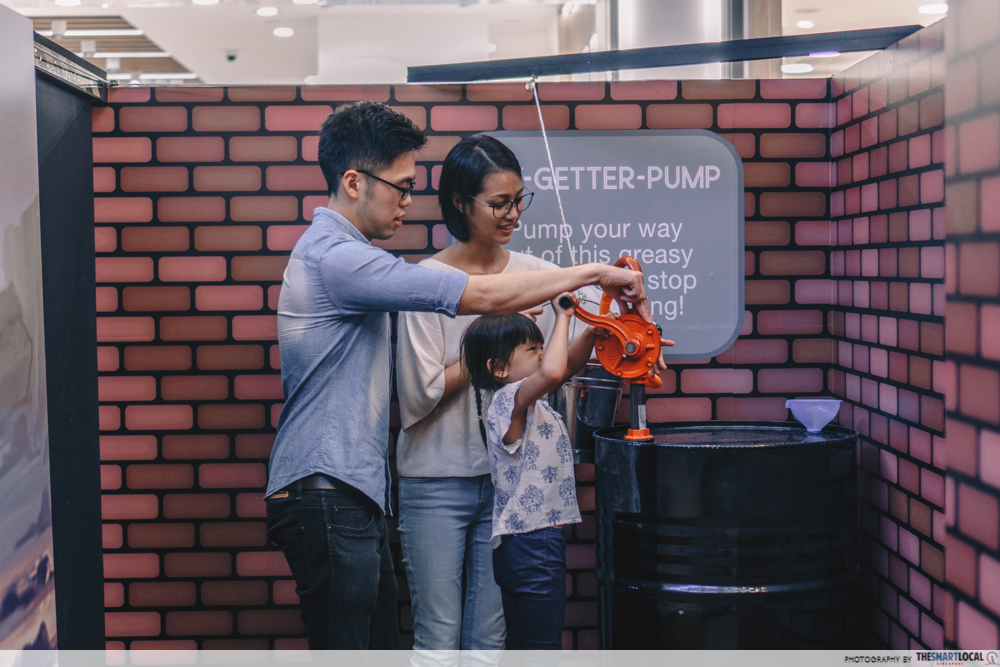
[914,652,989,665]
[844,657,912,663]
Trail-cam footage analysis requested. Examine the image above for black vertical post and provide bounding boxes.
[609,0,619,50]
[35,73,105,648]
[608,0,619,80]
[723,0,746,78]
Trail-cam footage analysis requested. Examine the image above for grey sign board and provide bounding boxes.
[486,129,745,361]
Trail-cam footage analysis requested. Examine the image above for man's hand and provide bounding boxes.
[596,265,652,322]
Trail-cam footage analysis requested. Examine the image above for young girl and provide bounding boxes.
[462,293,599,649]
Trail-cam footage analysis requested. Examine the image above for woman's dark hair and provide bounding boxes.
[317,101,426,197]
[438,134,522,242]
[463,313,545,445]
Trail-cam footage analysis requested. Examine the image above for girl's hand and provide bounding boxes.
[552,292,579,317]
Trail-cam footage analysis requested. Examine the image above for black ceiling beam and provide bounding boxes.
[407,25,922,83]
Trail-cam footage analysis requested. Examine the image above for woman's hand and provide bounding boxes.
[654,338,675,371]
[586,310,615,340]
[519,304,545,322]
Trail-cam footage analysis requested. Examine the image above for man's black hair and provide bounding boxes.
[438,134,522,242]
[317,101,426,197]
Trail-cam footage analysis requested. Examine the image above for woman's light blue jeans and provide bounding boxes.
[398,475,505,650]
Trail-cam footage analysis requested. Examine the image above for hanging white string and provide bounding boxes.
[529,76,576,267]
[527,75,593,340]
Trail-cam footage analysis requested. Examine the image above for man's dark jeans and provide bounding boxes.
[266,485,400,649]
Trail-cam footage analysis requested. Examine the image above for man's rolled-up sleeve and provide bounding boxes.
[321,241,468,316]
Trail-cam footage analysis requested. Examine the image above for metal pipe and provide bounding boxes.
[630,383,646,432]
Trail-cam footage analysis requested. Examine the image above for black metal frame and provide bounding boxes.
[407,25,922,83]
[36,72,105,648]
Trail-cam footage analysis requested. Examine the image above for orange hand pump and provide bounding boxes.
[560,256,674,441]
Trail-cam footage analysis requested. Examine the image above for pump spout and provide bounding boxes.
[626,382,652,441]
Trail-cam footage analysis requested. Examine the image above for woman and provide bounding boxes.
[394,135,593,649]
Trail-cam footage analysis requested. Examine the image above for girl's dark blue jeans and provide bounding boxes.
[492,526,567,649]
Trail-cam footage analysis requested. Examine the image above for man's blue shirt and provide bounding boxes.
[265,208,469,510]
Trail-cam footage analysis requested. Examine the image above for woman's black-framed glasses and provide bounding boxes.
[357,169,415,200]
[467,187,534,218]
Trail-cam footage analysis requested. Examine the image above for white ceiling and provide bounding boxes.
[780,0,945,77]
[9,0,946,84]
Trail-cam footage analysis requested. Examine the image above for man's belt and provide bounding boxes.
[267,474,340,499]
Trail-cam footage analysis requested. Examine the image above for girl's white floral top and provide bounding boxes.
[485,379,581,548]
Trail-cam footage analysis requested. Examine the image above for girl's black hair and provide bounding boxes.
[462,313,545,445]
[438,134,522,242]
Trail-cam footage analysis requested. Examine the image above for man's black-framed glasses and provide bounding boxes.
[357,169,415,200]
[467,186,534,218]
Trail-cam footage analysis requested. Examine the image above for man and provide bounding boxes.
[264,101,651,649]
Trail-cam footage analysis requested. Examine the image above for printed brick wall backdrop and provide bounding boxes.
[825,23,949,649]
[92,77,861,649]
[941,0,1000,648]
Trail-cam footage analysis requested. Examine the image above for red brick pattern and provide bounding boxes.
[826,23,948,649]
[94,79,860,649]
[942,0,1000,649]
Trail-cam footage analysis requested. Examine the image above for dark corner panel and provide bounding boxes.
[36,72,105,648]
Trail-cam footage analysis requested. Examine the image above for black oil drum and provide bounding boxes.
[594,421,858,649]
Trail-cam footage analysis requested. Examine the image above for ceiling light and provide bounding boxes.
[193,0,219,5]
[257,6,277,15]
[796,20,814,29]
[918,3,948,14]
[809,51,839,58]
[38,29,144,37]
[506,0,529,3]
[291,0,318,5]
[105,57,120,70]
[781,63,814,74]
[139,72,199,80]
[273,27,294,37]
